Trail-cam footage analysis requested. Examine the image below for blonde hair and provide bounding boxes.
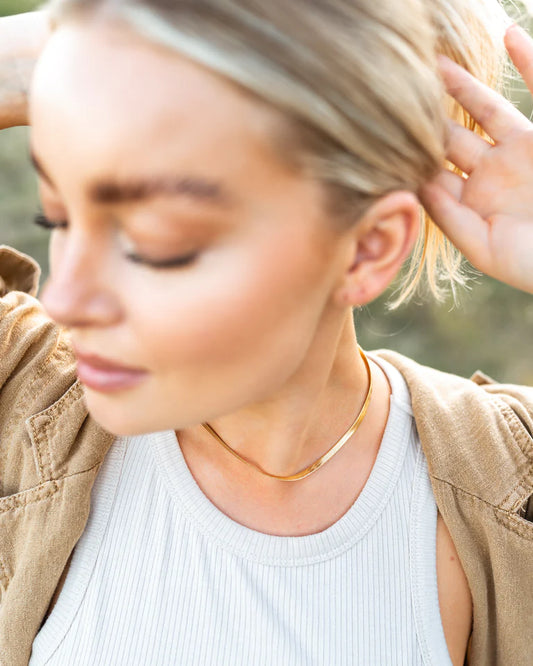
[43,0,511,305]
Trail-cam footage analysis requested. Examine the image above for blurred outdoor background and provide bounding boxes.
[0,1,531,383]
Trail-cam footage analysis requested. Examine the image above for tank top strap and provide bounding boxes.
[366,351,414,416]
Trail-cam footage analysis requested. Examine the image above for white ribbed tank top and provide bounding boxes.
[29,355,452,666]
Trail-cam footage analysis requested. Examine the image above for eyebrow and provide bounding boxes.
[29,150,236,208]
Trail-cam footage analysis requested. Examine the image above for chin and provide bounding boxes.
[81,387,196,437]
[81,389,156,436]
[80,380,226,436]
[91,412,155,438]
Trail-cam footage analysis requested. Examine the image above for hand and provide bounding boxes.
[420,24,533,294]
[0,11,50,129]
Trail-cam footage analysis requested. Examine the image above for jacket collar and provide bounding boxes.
[25,379,115,483]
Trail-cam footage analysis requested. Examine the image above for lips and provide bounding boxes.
[74,348,146,372]
[73,347,148,393]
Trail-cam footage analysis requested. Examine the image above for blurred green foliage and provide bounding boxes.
[0,1,531,384]
[0,127,44,266]
[0,0,42,17]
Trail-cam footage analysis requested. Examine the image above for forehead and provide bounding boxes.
[29,19,291,196]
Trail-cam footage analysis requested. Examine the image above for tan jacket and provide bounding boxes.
[0,245,532,666]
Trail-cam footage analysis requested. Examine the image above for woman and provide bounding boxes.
[0,1,532,665]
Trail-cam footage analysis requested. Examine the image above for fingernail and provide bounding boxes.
[436,55,452,77]
[506,23,527,39]
[436,54,453,66]
[436,54,462,75]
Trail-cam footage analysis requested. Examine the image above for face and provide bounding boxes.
[29,18,350,435]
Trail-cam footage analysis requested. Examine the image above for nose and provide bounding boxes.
[40,240,122,329]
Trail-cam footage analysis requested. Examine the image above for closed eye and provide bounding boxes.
[124,251,199,269]
[34,212,199,270]
[34,212,68,230]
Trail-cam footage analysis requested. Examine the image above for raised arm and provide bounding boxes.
[421,25,533,295]
[0,10,50,129]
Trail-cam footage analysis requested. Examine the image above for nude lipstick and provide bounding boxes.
[74,349,149,393]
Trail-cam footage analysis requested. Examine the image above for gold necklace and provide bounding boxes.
[201,346,373,482]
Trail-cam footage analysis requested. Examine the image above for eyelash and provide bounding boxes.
[33,213,199,270]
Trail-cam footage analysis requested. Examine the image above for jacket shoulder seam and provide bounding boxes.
[438,478,533,541]
[431,472,533,511]
[430,474,500,509]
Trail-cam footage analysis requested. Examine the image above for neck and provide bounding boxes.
[177,310,389,489]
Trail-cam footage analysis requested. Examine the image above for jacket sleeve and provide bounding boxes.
[0,245,76,498]
[471,369,533,523]
[0,245,40,300]
[0,245,57,393]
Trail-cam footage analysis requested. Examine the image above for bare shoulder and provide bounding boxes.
[436,510,473,666]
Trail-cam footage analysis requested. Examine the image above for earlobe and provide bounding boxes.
[333,191,421,308]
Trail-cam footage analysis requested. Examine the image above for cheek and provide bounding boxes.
[123,237,332,380]
[48,232,65,270]
[82,223,340,433]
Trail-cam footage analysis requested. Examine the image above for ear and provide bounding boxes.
[332,191,421,307]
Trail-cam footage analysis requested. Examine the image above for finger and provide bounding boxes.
[438,55,530,142]
[426,168,465,200]
[505,24,533,96]
[445,120,492,175]
[419,177,489,267]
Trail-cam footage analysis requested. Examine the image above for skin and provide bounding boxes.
[13,11,533,666]
[0,11,49,128]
